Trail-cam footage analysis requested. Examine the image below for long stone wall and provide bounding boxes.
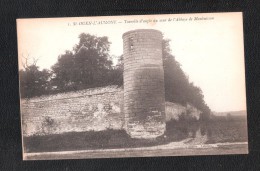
[21,86,201,137]
[165,102,202,121]
[21,86,124,136]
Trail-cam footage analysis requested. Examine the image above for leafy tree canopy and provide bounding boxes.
[51,33,116,91]
[162,39,211,119]
[19,64,51,98]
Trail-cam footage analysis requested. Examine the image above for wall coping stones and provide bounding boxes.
[21,85,122,103]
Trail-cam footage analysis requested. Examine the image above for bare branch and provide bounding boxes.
[21,53,29,69]
[21,53,40,69]
[32,57,39,65]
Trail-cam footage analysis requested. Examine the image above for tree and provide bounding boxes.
[51,51,75,91]
[51,33,114,91]
[163,39,190,105]
[162,39,211,119]
[19,56,51,98]
[109,55,124,86]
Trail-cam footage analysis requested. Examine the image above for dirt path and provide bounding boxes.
[24,138,248,160]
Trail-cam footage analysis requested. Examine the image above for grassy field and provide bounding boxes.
[205,119,248,144]
[23,116,248,153]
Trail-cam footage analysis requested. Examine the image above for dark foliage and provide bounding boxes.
[51,33,119,92]
[19,33,123,96]
[19,65,51,98]
[162,39,211,119]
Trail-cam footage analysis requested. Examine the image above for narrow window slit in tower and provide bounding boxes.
[129,37,134,50]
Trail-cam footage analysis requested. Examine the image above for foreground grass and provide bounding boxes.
[24,118,248,153]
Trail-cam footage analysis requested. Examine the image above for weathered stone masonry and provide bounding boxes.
[21,86,124,136]
[21,86,201,137]
[123,29,166,139]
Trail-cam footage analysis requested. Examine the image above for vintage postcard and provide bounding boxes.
[17,12,248,160]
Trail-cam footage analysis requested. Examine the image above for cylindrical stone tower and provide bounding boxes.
[123,29,166,139]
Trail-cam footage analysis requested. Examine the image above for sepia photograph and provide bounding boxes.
[17,12,248,160]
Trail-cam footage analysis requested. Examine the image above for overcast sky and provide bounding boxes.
[17,12,246,112]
